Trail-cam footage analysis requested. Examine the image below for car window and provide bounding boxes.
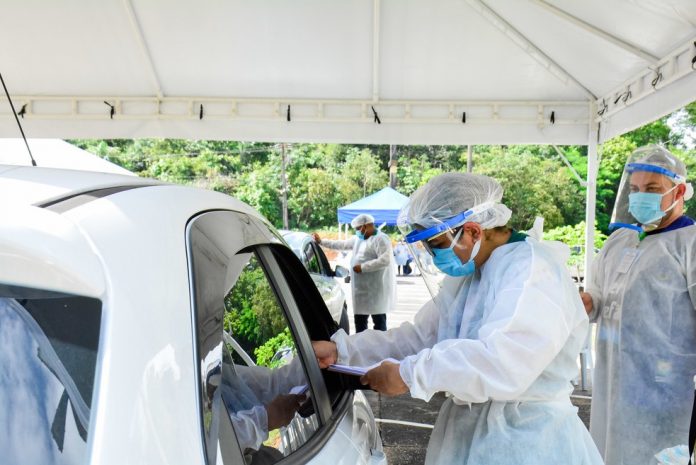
[303,242,322,275]
[220,253,320,460]
[312,243,333,276]
[0,287,101,465]
[189,212,324,465]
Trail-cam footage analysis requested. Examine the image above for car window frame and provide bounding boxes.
[187,210,355,465]
[254,246,332,421]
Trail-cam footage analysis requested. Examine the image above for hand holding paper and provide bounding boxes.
[327,358,408,396]
[312,340,338,368]
[327,358,400,376]
[360,359,408,396]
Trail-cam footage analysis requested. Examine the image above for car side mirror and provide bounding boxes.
[334,265,351,283]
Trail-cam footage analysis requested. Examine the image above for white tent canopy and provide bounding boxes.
[1,0,695,286]
[0,0,694,145]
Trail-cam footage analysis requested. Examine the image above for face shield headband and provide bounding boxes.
[626,163,686,184]
[404,201,495,246]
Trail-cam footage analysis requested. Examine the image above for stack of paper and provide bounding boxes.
[327,358,400,376]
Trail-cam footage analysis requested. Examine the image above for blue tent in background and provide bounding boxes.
[337,187,409,227]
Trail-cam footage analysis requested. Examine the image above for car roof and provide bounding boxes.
[279,229,313,249]
[0,166,273,297]
[0,164,159,206]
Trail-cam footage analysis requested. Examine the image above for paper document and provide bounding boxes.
[327,358,400,376]
[289,384,310,396]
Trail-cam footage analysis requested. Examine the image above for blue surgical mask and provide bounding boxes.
[431,230,481,277]
[628,185,678,225]
[356,231,365,240]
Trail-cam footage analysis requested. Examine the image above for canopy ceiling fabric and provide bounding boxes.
[0,0,694,145]
[338,187,409,226]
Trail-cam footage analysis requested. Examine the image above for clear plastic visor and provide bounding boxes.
[401,226,469,304]
[398,201,493,301]
[610,165,681,232]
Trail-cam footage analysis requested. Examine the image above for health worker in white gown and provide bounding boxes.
[581,145,696,465]
[314,172,603,465]
[313,214,395,332]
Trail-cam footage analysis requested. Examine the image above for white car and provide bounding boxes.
[280,230,350,334]
[0,165,385,465]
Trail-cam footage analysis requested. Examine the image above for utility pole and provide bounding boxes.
[467,145,473,173]
[280,143,289,229]
[389,144,397,188]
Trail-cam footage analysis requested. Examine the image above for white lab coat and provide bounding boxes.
[585,222,696,465]
[321,233,396,315]
[394,243,410,267]
[332,238,602,465]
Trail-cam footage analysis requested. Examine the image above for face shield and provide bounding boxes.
[397,172,512,309]
[398,201,498,306]
[610,145,693,233]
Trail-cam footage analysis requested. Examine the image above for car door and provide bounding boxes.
[187,210,380,465]
[301,239,344,323]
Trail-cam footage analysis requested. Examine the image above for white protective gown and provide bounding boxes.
[321,233,396,315]
[585,223,696,465]
[219,355,307,451]
[332,238,602,465]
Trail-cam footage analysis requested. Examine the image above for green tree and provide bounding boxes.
[396,155,443,196]
[235,163,282,225]
[474,146,585,230]
[336,147,388,200]
[288,168,342,229]
[544,221,608,277]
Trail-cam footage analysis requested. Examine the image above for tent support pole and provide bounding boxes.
[529,0,658,64]
[464,0,596,100]
[584,112,598,290]
[580,103,599,392]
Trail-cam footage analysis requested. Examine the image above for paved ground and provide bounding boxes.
[340,273,431,331]
[366,389,591,465]
[339,270,593,465]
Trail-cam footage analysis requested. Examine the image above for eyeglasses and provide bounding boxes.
[423,226,462,256]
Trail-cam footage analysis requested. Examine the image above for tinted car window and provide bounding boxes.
[189,212,322,465]
[221,253,319,461]
[0,287,101,465]
[303,242,322,275]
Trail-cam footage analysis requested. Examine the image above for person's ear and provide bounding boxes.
[675,183,686,200]
[462,222,482,241]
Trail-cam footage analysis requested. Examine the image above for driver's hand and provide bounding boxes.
[265,394,306,430]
